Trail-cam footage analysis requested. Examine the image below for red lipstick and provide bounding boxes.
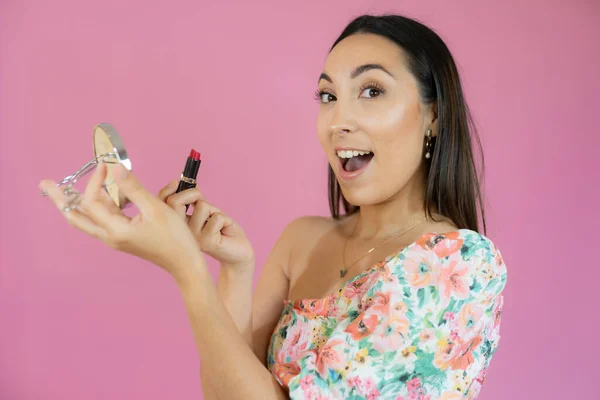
[176,148,202,211]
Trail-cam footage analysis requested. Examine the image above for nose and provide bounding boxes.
[328,101,357,136]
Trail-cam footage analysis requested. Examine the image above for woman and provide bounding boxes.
[40,14,507,400]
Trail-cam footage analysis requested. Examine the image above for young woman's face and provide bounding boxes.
[316,33,436,208]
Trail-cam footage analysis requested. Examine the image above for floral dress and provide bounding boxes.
[267,229,507,399]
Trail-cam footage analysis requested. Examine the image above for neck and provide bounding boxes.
[351,169,431,241]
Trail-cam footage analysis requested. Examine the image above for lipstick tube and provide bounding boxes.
[176,149,201,211]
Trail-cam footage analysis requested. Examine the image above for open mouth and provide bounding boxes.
[337,149,374,173]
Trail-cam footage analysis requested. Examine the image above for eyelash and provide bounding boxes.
[313,82,386,103]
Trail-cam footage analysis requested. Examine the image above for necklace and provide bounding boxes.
[339,214,429,278]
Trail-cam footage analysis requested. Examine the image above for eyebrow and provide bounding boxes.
[318,63,395,84]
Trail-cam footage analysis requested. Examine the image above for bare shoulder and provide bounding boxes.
[282,215,338,237]
[277,215,341,275]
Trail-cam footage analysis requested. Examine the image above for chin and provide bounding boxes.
[339,184,385,208]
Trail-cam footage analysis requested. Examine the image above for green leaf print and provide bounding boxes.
[414,352,446,379]
[383,350,396,364]
[379,380,405,397]
[397,372,412,383]
[460,243,471,259]
[417,287,429,308]
[470,280,481,292]
[368,348,382,358]
[347,309,360,322]
[388,362,407,377]
[429,285,438,300]
[346,395,366,400]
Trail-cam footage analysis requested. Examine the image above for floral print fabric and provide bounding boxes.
[267,229,507,399]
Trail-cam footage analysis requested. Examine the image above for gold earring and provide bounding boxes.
[425,129,432,159]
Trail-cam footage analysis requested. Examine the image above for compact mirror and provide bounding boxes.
[41,123,133,212]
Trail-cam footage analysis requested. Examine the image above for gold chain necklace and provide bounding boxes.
[339,214,429,278]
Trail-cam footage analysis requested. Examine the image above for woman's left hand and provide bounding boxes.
[39,162,205,281]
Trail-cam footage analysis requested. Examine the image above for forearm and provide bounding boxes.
[175,264,287,400]
[217,261,255,346]
[201,262,255,400]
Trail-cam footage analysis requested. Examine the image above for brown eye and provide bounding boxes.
[361,88,381,98]
[322,93,335,103]
[315,89,336,104]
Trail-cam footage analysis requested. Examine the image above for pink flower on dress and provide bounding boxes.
[314,338,348,378]
[372,328,405,353]
[364,378,381,399]
[419,328,435,343]
[273,351,301,388]
[404,247,439,288]
[407,377,421,392]
[380,265,399,284]
[371,292,391,315]
[434,334,482,371]
[299,374,314,391]
[348,375,362,388]
[281,319,313,360]
[299,297,330,318]
[404,377,432,400]
[438,260,471,304]
[416,231,464,258]
[345,313,379,341]
[492,294,504,330]
[457,303,484,340]
[344,274,372,300]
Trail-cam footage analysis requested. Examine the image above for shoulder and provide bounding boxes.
[417,229,505,265]
[278,215,341,242]
[274,215,341,275]
[415,229,507,288]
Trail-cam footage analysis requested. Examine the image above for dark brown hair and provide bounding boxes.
[327,14,487,234]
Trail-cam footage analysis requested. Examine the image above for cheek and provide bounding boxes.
[366,100,424,178]
[366,99,422,151]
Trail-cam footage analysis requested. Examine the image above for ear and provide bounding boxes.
[427,99,440,138]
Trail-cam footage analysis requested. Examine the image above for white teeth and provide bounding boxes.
[336,150,372,159]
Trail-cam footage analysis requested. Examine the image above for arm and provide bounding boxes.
[177,261,288,400]
[198,219,299,399]
[200,263,255,400]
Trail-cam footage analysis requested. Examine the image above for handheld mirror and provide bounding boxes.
[41,123,132,212]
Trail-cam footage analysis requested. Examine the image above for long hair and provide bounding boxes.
[327,14,487,234]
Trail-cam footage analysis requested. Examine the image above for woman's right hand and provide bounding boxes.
[158,180,255,271]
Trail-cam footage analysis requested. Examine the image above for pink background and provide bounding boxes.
[1,1,598,399]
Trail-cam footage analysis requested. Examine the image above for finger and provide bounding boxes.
[40,179,81,213]
[201,212,233,247]
[79,163,129,229]
[112,162,156,214]
[189,199,220,235]
[63,209,108,240]
[166,188,204,219]
[84,163,121,214]
[157,179,180,202]
[98,186,122,214]
[38,180,108,239]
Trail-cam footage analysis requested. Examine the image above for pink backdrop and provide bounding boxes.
[1,1,598,399]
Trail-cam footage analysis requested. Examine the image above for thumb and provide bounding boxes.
[113,163,154,213]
